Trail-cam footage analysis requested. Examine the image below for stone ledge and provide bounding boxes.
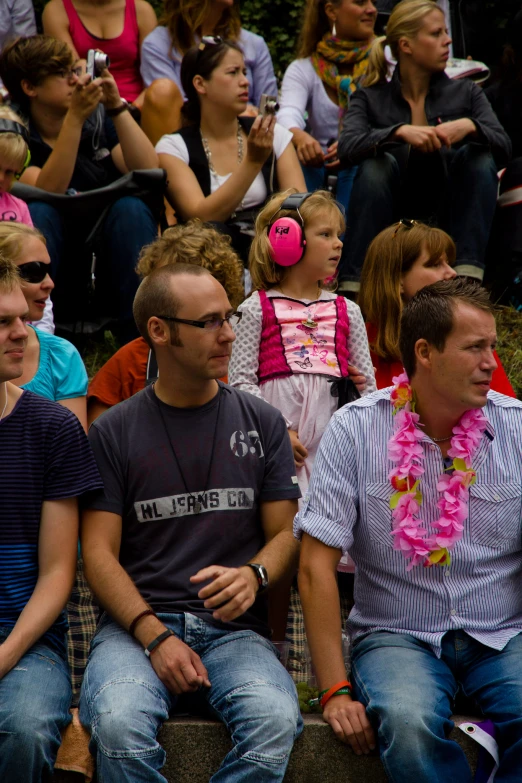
[158,714,479,783]
[53,714,479,782]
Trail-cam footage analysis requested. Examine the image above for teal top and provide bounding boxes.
[21,327,88,401]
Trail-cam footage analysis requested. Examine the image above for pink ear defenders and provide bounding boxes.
[267,192,312,267]
[267,192,345,267]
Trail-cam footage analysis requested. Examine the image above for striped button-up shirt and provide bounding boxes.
[294,389,522,656]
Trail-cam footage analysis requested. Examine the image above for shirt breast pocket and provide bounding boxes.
[366,482,394,548]
[469,483,522,548]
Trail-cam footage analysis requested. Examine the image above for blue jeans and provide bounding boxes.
[79,613,303,783]
[302,164,358,214]
[0,628,71,782]
[29,196,157,339]
[351,630,522,783]
[338,143,499,286]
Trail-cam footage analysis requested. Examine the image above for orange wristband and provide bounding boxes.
[320,680,352,708]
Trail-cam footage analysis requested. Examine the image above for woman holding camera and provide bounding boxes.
[278,0,377,205]
[42,0,182,145]
[0,34,158,342]
[156,37,305,262]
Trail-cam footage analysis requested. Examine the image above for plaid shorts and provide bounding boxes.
[285,573,354,684]
[66,557,99,703]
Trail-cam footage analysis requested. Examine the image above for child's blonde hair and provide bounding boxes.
[0,106,29,174]
[136,220,244,308]
[249,189,345,291]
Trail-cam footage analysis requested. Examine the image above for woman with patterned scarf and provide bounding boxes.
[277,0,376,208]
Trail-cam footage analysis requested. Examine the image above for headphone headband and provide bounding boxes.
[0,119,30,146]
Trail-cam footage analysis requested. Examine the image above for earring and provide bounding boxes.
[332,22,337,37]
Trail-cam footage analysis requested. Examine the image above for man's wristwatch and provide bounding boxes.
[106,99,130,117]
[246,563,269,594]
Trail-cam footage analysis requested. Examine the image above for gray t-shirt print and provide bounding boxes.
[87,383,300,637]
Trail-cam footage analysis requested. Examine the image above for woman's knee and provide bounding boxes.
[143,78,183,112]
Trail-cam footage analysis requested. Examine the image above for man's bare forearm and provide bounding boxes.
[251,529,299,588]
[299,562,349,691]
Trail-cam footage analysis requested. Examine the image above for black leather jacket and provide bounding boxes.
[339,68,512,169]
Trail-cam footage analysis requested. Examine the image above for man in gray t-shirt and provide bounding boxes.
[80,262,303,782]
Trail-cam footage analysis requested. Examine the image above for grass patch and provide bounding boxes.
[494,306,522,400]
[81,331,120,381]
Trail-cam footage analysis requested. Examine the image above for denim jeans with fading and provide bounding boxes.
[351,629,522,783]
[0,627,71,782]
[338,143,499,287]
[79,612,303,783]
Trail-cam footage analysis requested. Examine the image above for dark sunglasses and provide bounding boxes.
[392,218,418,239]
[18,261,51,283]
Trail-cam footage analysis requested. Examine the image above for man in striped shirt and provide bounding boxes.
[0,257,102,782]
[296,279,522,782]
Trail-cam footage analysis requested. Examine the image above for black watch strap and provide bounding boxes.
[106,99,129,117]
[246,563,269,594]
[144,628,174,658]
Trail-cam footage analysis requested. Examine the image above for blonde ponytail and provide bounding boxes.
[363,35,388,87]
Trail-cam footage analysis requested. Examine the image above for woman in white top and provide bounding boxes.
[278,0,377,207]
[156,37,305,263]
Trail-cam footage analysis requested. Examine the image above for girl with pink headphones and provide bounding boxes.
[229,188,376,676]
[230,188,376,489]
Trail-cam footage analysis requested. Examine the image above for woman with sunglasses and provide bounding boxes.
[0,222,88,430]
[336,0,511,294]
[358,219,515,396]
[156,38,305,262]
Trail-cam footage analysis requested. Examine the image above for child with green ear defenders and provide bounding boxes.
[0,106,55,333]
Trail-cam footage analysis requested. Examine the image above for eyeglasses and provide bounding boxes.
[392,218,417,238]
[17,261,51,283]
[56,67,83,80]
[156,311,242,331]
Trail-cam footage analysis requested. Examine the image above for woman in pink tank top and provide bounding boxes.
[43,0,184,145]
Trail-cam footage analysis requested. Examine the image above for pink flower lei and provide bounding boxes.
[388,373,487,570]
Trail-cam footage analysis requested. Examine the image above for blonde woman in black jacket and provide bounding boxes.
[337,0,511,293]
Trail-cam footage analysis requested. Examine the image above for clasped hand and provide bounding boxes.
[323,694,376,756]
[395,118,476,152]
[246,114,276,165]
[149,564,258,695]
[69,67,122,123]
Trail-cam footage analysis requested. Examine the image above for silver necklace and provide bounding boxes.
[200,121,244,176]
[431,435,452,443]
[0,383,7,421]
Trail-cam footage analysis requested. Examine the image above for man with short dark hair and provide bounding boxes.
[80,263,303,782]
[0,257,102,782]
[296,278,522,782]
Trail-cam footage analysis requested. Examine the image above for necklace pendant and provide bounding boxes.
[194,501,202,514]
[302,316,318,330]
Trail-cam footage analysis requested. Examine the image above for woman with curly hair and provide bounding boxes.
[87,221,244,424]
[140,0,277,120]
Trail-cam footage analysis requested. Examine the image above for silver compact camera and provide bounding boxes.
[86,49,111,79]
[259,94,279,116]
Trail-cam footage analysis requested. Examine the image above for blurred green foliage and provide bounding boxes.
[29,0,522,80]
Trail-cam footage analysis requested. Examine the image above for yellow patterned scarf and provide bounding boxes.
[311,33,375,110]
